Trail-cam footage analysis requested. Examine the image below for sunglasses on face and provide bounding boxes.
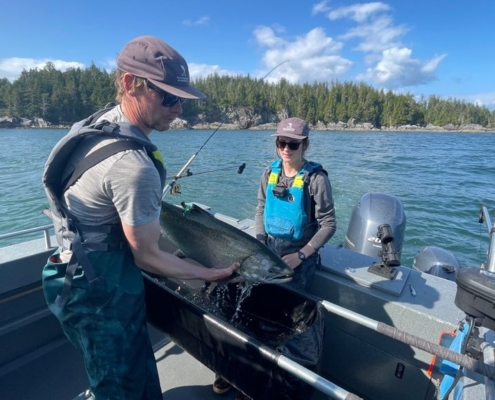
[146,81,186,107]
[276,140,302,151]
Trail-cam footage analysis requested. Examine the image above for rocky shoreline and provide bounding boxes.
[1,116,493,133]
[170,118,495,133]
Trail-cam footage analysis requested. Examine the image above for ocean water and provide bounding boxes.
[1,127,494,269]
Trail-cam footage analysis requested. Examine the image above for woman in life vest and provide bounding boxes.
[212,117,337,399]
[255,117,336,291]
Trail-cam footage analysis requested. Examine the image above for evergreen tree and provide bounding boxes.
[0,65,492,130]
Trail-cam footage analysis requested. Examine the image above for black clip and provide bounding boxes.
[272,183,287,197]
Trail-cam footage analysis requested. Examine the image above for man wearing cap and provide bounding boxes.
[41,36,238,399]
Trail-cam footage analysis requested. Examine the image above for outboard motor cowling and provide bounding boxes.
[413,246,459,281]
[344,193,406,259]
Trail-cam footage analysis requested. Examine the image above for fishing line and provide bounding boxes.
[162,60,289,199]
[165,163,246,181]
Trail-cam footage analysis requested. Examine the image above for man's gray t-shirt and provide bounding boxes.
[60,106,161,260]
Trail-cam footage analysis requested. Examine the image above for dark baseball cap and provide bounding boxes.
[271,117,309,139]
[117,35,206,100]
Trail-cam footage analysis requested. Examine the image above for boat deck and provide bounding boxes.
[0,232,247,400]
[0,324,247,400]
[1,211,494,400]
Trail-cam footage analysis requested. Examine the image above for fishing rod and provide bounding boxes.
[165,163,246,195]
[162,60,289,200]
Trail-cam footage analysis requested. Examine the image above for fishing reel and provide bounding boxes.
[169,182,182,196]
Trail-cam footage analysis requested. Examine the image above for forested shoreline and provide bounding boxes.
[1,63,494,131]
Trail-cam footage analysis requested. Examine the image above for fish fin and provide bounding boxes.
[189,203,213,216]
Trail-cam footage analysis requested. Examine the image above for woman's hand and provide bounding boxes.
[281,253,303,270]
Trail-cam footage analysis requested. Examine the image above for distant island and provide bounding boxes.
[1,65,494,134]
[1,115,493,133]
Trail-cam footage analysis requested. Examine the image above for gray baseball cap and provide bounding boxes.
[117,35,206,100]
[271,117,309,139]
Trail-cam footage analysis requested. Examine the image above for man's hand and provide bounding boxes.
[203,262,240,282]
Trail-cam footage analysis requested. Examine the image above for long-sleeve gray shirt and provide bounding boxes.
[255,163,336,250]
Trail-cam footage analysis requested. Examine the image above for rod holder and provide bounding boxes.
[368,224,400,279]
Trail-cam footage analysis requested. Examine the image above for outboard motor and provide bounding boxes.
[344,193,406,259]
[412,246,459,281]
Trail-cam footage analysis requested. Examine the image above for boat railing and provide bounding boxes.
[479,205,495,273]
[0,224,54,249]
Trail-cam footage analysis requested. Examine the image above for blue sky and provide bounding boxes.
[1,0,494,109]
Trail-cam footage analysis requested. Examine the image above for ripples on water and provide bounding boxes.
[1,128,494,269]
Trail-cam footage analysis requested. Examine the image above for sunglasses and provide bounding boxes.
[146,81,186,107]
[276,140,302,151]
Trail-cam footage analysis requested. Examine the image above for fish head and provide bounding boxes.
[238,255,293,284]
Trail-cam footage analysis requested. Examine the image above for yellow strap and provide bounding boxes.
[152,149,166,169]
[293,175,305,188]
[268,171,279,184]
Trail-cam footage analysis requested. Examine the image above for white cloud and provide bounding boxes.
[327,2,390,22]
[314,2,446,89]
[253,26,352,83]
[253,26,286,47]
[312,0,330,16]
[340,15,408,53]
[182,16,210,27]
[0,57,236,84]
[323,2,407,53]
[421,55,446,74]
[357,47,447,88]
[102,58,117,73]
[0,58,85,81]
[188,63,239,79]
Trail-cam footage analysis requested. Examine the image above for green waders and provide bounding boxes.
[42,249,162,399]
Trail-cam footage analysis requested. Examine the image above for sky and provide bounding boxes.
[1,0,494,109]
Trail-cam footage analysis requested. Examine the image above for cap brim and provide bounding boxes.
[149,79,206,100]
[271,132,307,139]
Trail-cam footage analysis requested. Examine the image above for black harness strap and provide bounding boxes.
[55,231,104,308]
[55,140,144,309]
[63,141,144,192]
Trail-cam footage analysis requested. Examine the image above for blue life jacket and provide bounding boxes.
[264,159,323,241]
[42,104,166,307]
